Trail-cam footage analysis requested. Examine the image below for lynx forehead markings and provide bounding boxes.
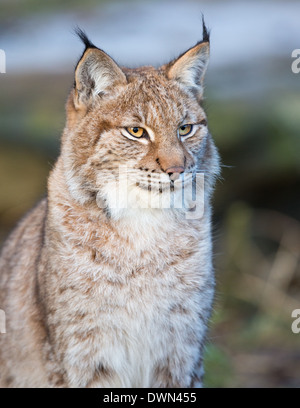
[0,19,220,387]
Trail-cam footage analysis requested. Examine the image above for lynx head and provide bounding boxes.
[61,20,219,219]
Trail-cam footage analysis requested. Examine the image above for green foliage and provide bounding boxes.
[204,344,234,388]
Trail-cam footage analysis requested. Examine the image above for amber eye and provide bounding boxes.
[126,127,145,138]
[178,124,193,137]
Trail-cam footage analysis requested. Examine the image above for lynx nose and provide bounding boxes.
[166,166,184,181]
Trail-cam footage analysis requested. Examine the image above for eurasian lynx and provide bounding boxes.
[0,21,220,388]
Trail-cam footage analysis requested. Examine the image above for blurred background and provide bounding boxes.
[0,0,299,387]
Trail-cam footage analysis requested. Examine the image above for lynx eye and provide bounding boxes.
[126,127,145,138]
[178,124,193,137]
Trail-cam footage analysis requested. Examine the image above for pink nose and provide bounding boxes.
[166,166,185,181]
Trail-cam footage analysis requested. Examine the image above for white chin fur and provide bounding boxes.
[96,174,205,221]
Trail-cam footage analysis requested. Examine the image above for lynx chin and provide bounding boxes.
[0,20,220,388]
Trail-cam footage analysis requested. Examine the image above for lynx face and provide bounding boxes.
[63,27,211,217]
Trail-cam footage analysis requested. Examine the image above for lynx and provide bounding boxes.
[0,21,220,388]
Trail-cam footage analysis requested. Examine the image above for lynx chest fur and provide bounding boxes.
[0,23,220,388]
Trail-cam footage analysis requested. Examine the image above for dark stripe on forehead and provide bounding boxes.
[138,79,183,126]
[92,120,113,146]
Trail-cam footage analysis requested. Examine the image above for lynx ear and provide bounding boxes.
[74,29,127,110]
[166,20,210,99]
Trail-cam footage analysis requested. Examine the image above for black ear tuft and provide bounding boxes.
[74,26,97,50]
[201,15,210,43]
